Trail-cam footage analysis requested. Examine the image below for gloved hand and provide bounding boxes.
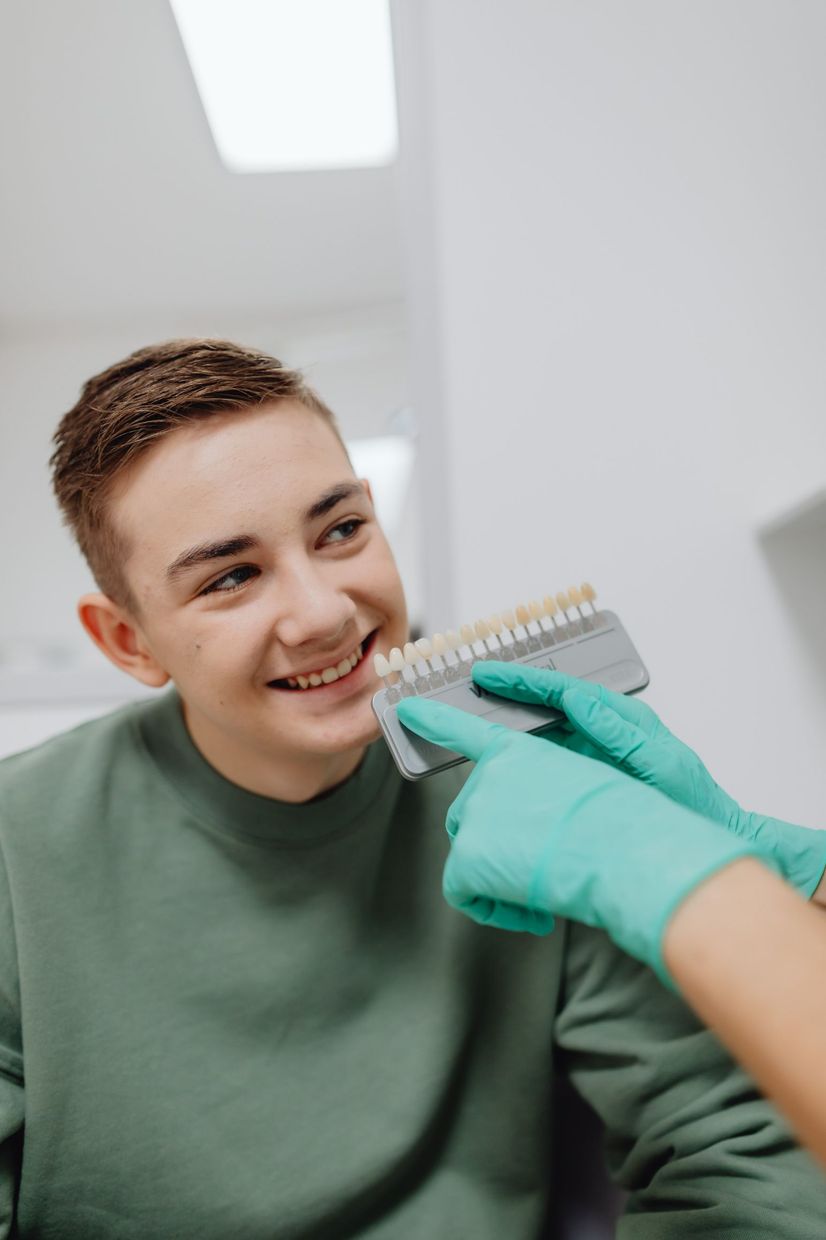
[397,695,758,985]
[472,661,826,901]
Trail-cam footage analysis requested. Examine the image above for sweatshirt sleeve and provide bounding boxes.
[0,838,23,1240]
[553,921,825,1236]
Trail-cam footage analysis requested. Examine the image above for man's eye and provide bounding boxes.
[200,565,259,596]
[323,518,365,545]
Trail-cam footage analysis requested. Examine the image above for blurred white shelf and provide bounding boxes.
[757,487,826,539]
[0,663,154,707]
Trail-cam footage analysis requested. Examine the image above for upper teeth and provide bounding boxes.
[284,642,364,690]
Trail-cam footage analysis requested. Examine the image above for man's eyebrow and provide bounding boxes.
[165,535,260,583]
[164,485,364,584]
[305,481,365,522]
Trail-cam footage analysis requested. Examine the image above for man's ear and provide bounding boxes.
[78,593,170,688]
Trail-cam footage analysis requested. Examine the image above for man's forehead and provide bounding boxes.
[109,405,359,575]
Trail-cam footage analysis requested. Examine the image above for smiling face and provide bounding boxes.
[101,400,408,797]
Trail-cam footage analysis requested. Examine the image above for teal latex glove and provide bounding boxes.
[472,661,826,901]
[396,695,758,985]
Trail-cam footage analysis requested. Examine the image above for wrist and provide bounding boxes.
[811,866,826,909]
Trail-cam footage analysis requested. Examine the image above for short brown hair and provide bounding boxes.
[50,338,341,613]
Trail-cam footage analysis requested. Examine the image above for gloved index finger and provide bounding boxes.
[472,661,599,710]
[396,695,507,762]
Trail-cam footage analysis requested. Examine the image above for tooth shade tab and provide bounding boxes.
[474,619,491,640]
[568,585,583,606]
[515,604,530,628]
[459,624,475,646]
[501,610,516,630]
[389,647,405,672]
[374,653,392,678]
[528,601,543,622]
[431,633,448,656]
[487,614,503,635]
[581,581,597,604]
[543,596,559,618]
[403,642,419,666]
[556,591,571,612]
[415,638,433,658]
[445,630,461,650]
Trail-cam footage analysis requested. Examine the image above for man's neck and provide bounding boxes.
[181,701,366,803]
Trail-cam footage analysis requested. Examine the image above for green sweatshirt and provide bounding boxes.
[0,690,821,1238]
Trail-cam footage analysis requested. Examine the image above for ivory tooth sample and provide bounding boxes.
[431,632,448,668]
[373,652,392,680]
[568,584,585,620]
[581,581,597,611]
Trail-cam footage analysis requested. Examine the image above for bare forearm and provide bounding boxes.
[663,858,826,1171]
[812,868,826,909]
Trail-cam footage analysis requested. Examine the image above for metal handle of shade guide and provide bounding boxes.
[371,610,649,781]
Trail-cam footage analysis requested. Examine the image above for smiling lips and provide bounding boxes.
[270,634,372,691]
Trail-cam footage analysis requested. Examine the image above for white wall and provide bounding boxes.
[394,0,826,824]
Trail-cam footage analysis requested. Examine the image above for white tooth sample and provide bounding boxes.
[501,610,516,631]
[297,675,310,689]
[556,590,571,615]
[529,600,543,623]
[431,633,448,657]
[337,659,351,676]
[403,642,419,666]
[488,615,503,635]
[321,667,340,684]
[543,595,559,620]
[388,647,405,673]
[374,652,392,678]
[309,672,323,686]
[415,637,433,659]
[459,624,475,647]
[515,603,531,629]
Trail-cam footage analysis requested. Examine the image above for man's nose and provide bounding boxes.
[271,565,358,648]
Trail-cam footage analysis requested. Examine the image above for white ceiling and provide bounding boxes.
[0,0,405,326]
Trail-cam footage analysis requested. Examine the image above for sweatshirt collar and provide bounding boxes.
[134,687,398,846]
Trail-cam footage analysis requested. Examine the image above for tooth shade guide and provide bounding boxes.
[372,592,649,781]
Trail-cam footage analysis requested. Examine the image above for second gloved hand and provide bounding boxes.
[397,695,758,985]
[472,662,826,901]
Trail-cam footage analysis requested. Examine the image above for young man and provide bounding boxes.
[0,339,821,1238]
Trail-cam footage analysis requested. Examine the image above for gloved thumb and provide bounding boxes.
[396,695,508,762]
[560,688,654,777]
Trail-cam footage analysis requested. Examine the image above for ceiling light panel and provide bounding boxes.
[170,0,398,172]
